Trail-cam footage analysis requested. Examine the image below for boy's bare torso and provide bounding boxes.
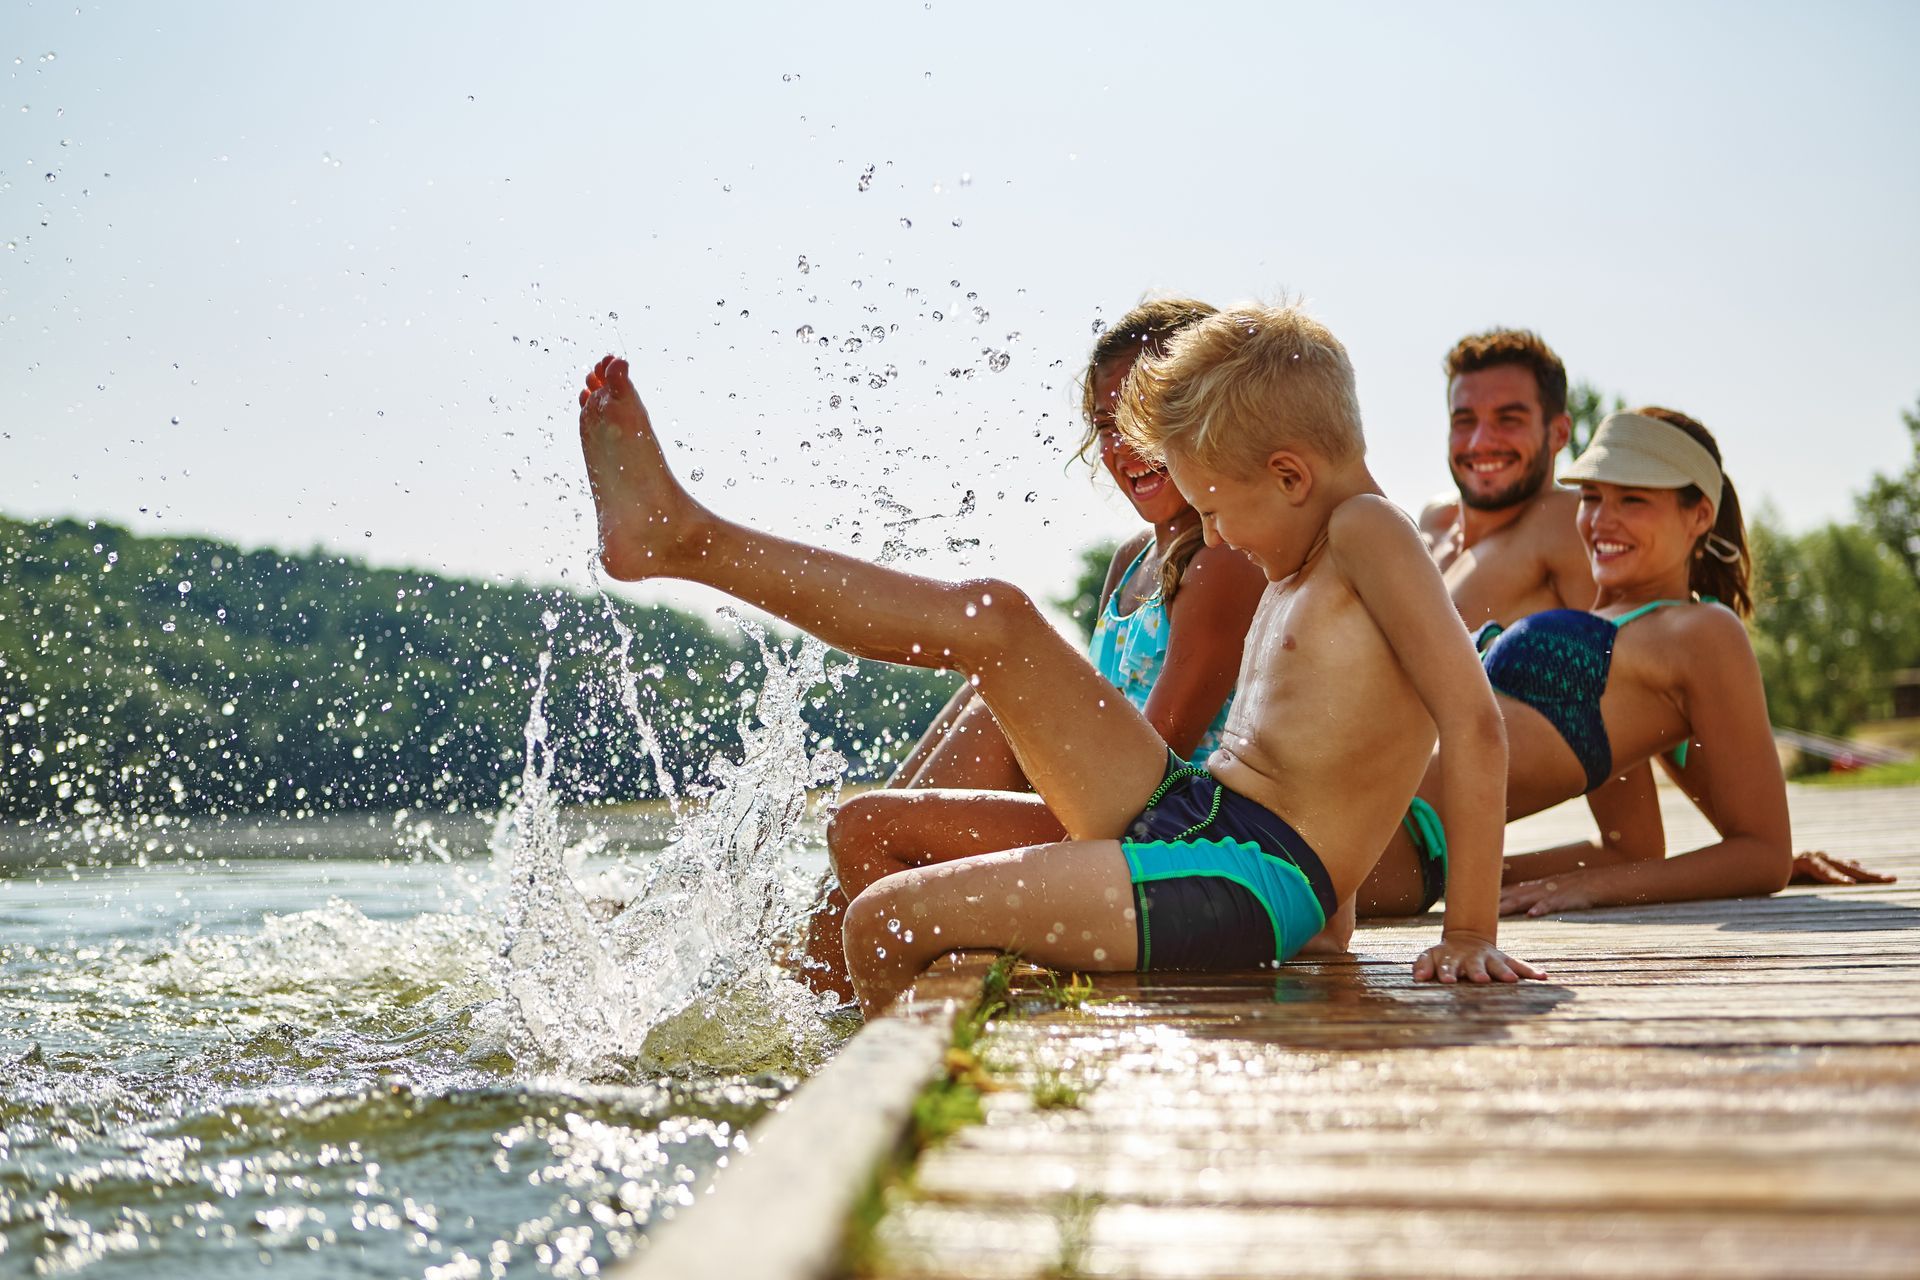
[1205,525,1439,904]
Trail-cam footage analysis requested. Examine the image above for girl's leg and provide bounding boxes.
[797,791,1065,1001]
[841,839,1139,1016]
[904,696,1031,791]
[828,789,1063,897]
[580,357,1170,837]
[886,683,974,786]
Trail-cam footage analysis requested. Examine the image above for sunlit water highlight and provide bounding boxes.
[2,623,856,1276]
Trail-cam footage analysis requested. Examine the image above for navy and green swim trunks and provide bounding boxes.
[1121,754,1338,971]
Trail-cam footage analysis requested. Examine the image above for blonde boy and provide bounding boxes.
[578,304,1542,1016]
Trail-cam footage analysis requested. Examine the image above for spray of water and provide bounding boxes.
[479,612,851,1080]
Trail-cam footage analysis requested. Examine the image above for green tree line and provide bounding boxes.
[0,515,956,820]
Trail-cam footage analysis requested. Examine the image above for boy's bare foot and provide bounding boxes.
[578,355,706,580]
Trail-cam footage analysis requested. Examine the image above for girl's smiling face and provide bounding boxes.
[1092,356,1190,526]
[1576,481,1714,590]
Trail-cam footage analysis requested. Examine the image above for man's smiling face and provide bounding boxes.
[1447,364,1559,511]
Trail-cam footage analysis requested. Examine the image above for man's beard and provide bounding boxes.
[1454,444,1555,512]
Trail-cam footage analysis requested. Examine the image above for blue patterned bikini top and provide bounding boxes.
[1474,598,1702,794]
[1087,543,1234,756]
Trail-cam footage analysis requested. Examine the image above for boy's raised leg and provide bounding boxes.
[579,356,1171,838]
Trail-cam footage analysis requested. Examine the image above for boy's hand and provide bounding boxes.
[1500,870,1600,917]
[1413,930,1546,984]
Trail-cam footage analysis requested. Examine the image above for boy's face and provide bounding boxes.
[1447,365,1568,511]
[1163,448,1307,581]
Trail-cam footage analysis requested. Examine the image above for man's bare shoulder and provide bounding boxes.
[1416,492,1460,537]
[1518,484,1583,529]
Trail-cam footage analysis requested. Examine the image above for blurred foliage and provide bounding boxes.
[1051,540,1120,641]
[0,515,955,819]
[1749,510,1920,736]
[1857,397,1920,590]
[1563,379,1624,463]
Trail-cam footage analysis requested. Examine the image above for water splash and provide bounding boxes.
[481,619,850,1079]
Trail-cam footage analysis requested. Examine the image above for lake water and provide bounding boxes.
[0,812,849,1278]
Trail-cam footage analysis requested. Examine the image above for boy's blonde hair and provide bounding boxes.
[1115,303,1364,475]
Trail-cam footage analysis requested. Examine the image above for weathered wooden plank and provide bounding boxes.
[872,1202,1920,1280]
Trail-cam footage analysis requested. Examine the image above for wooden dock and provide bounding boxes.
[861,783,1920,1280]
[864,786,1920,1280]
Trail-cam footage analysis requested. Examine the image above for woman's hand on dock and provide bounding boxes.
[1413,931,1546,984]
[1500,870,1599,917]
[1790,851,1897,886]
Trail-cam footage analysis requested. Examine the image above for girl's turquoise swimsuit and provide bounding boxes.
[1087,543,1234,754]
[1402,598,1710,911]
[1121,754,1337,971]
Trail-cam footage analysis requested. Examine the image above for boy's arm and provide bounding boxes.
[1144,544,1267,757]
[1329,498,1542,983]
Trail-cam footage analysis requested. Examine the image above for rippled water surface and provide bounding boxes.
[2,823,847,1278]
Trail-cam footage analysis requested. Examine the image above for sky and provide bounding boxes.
[4,1,1917,616]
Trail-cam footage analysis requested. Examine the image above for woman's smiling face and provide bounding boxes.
[1092,356,1191,526]
[1576,481,1714,590]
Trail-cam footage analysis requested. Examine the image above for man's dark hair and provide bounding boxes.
[1444,329,1568,423]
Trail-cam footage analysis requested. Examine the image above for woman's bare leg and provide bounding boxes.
[579,356,1169,837]
[842,839,1139,1016]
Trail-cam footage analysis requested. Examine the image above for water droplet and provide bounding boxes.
[960,172,973,187]
[794,324,814,342]
[829,395,843,409]
[177,580,191,595]
[541,609,560,632]
[1091,318,1108,335]
[972,306,989,324]
[931,310,944,322]
[898,217,912,229]
[858,164,875,192]
[988,351,1010,373]
[796,254,810,274]
[161,621,176,633]
[169,415,180,425]
[690,468,705,481]
[607,310,619,320]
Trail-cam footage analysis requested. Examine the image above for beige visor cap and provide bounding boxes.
[1560,412,1723,517]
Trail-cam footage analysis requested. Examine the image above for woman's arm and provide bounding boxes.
[1502,611,1792,914]
[1499,762,1665,884]
[1141,543,1267,757]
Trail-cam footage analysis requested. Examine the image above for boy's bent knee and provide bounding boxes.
[954,577,1046,653]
